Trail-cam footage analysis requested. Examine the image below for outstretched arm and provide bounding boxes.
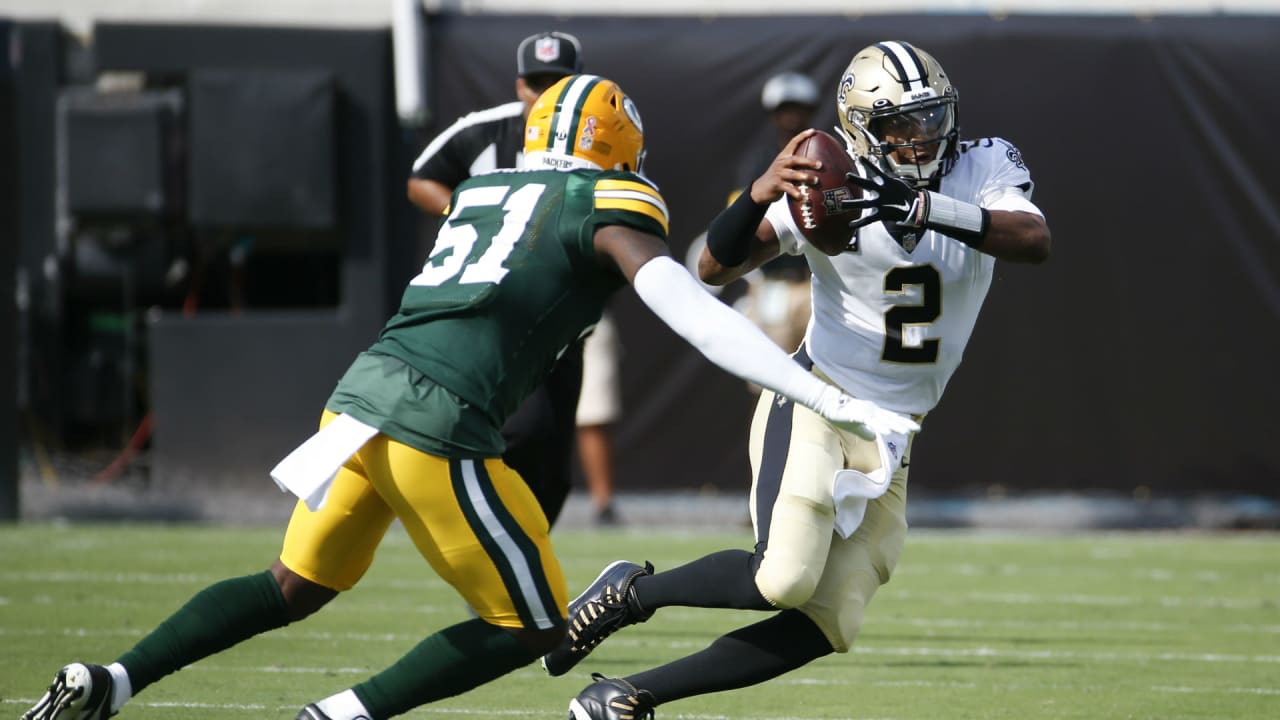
[844,157,1051,264]
[594,225,917,438]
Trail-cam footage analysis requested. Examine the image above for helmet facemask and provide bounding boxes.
[866,96,958,186]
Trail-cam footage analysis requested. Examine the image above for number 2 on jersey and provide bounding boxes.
[410,183,545,287]
[883,265,941,364]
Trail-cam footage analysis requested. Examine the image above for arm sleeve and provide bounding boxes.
[632,256,829,411]
[706,189,767,266]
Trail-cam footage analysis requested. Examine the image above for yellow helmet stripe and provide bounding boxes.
[548,75,601,158]
[595,184,670,234]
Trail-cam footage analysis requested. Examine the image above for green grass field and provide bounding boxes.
[2,523,1277,719]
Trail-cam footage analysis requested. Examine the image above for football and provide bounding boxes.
[787,130,861,254]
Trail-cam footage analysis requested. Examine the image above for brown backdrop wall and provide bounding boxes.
[414,13,1280,498]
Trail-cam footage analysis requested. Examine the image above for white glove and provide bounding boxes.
[811,385,920,440]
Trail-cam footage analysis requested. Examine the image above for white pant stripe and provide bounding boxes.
[459,459,555,629]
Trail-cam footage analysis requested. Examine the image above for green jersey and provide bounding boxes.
[327,167,669,457]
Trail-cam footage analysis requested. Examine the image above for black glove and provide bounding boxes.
[841,156,989,246]
[841,157,926,232]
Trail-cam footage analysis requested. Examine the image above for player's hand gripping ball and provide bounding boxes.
[786,130,862,255]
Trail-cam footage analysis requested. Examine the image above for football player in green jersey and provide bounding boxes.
[21,75,918,720]
[407,31,588,528]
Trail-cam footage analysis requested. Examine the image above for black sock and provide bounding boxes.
[626,609,833,705]
[632,549,771,611]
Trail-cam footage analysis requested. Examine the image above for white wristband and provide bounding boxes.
[923,191,989,246]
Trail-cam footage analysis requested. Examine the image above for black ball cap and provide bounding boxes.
[517,32,583,78]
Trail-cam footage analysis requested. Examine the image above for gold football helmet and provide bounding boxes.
[524,74,646,173]
[836,41,959,187]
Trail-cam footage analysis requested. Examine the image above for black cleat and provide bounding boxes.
[22,663,115,720]
[542,560,654,677]
[568,673,656,720]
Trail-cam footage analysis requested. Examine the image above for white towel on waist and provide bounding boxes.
[270,413,379,511]
[831,430,908,539]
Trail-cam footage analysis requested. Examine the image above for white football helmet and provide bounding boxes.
[836,41,959,187]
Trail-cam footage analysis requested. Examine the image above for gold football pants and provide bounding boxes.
[748,386,913,652]
[280,411,568,630]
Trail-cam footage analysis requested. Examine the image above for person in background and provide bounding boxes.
[575,310,624,525]
[542,41,1050,720]
[730,71,821,357]
[20,72,915,720]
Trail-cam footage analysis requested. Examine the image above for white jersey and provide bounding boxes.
[765,138,1044,416]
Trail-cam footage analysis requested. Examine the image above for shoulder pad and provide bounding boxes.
[959,137,1028,171]
[593,173,669,235]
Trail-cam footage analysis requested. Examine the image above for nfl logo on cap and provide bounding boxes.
[518,31,581,77]
[535,37,561,63]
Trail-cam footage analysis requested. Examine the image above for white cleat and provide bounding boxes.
[21,663,115,720]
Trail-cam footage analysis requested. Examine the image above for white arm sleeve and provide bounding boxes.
[632,256,828,411]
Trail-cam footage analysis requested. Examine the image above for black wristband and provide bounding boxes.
[707,190,768,267]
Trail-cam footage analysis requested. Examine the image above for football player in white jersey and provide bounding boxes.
[543,41,1050,720]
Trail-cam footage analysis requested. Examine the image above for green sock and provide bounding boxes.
[353,618,534,719]
[116,570,290,692]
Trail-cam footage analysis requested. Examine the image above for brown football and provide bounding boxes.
[787,130,861,255]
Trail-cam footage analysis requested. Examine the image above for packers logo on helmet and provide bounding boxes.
[525,75,646,173]
[835,40,959,187]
